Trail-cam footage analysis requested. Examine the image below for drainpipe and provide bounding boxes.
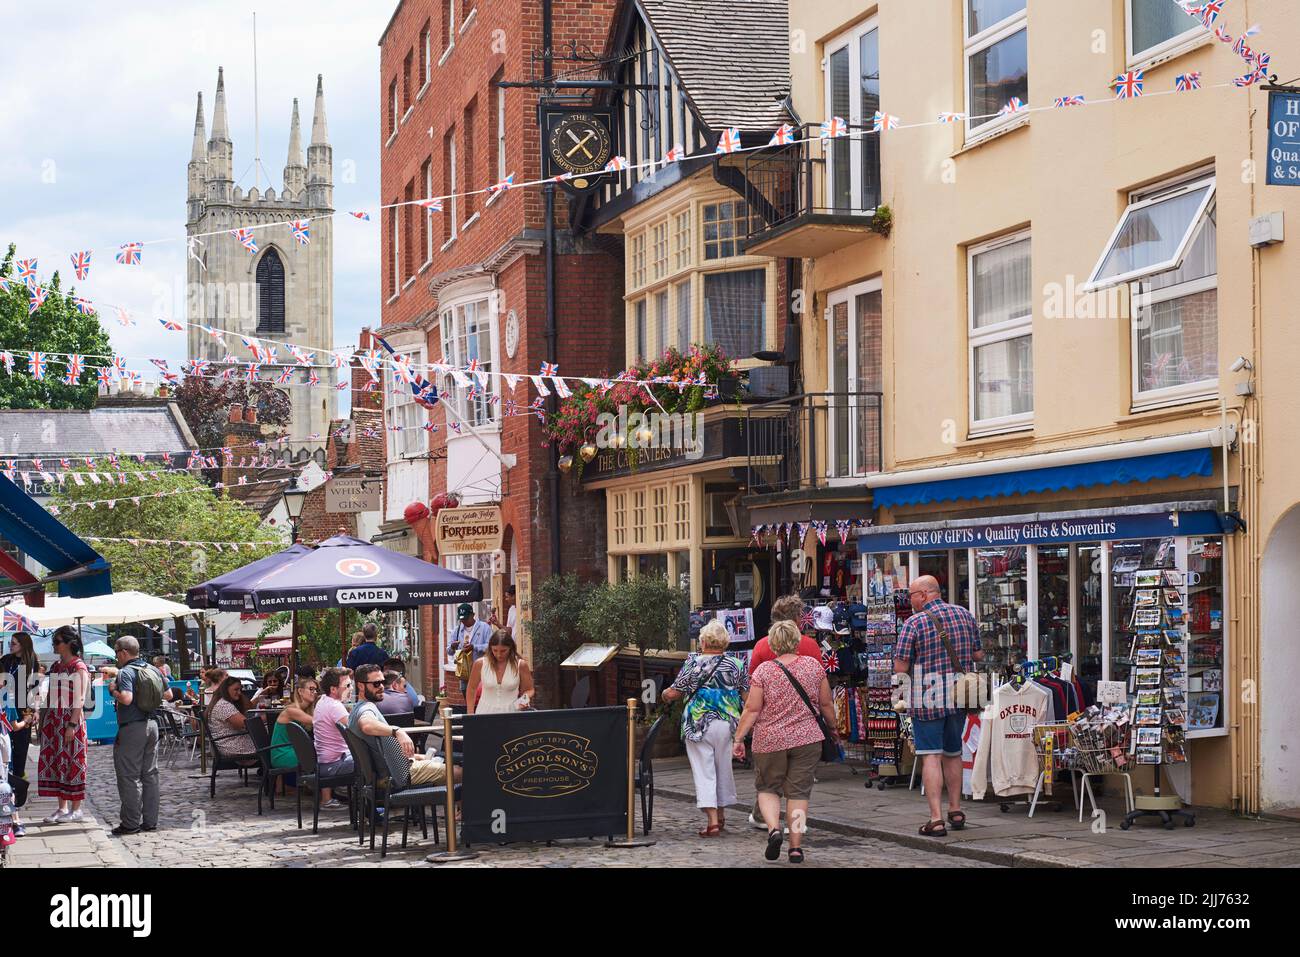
[543,0,561,578]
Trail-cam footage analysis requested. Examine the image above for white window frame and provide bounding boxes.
[443,0,457,57]
[443,135,458,250]
[963,1,1028,141]
[386,346,429,459]
[967,229,1033,435]
[424,160,435,265]
[1125,0,1203,66]
[422,25,433,91]
[496,83,507,188]
[439,295,498,430]
[1085,176,1216,290]
[823,15,880,215]
[825,277,883,480]
[1126,172,1218,410]
[390,202,401,296]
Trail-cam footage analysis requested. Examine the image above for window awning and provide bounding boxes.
[867,429,1227,510]
[0,473,111,598]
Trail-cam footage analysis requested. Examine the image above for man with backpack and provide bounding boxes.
[107,636,167,836]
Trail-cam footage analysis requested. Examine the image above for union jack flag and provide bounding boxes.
[28,352,47,380]
[422,420,438,433]
[116,243,143,265]
[289,219,311,246]
[28,287,48,315]
[150,358,170,374]
[799,608,815,632]
[714,127,743,154]
[331,350,350,368]
[162,452,172,466]
[872,111,900,132]
[418,196,444,211]
[604,155,628,171]
[245,362,261,381]
[276,365,293,384]
[0,277,9,292]
[539,361,558,377]
[201,324,223,340]
[108,453,120,468]
[62,356,83,385]
[767,124,796,146]
[819,116,849,139]
[449,422,462,434]
[221,447,233,462]
[465,358,480,375]
[1113,70,1144,99]
[937,111,966,123]
[1198,0,1223,28]
[240,336,264,361]
[112,355,128,376]
[1213,26,1233,43]
[335,380,348,390]
[998,97,1028,116]
[264,345,278,365]
[157,317,184,332]
[1233,69,1265,87]
[16,258,38,287]
[0,351,11,374]
[663,144,685,164]
[530,397,547,422]
[1053,94,1086,108]
[231,228,258,253]
[187,358,209,376]
[70,250,92,281]
[3,609,37,633]
[1253,51,1271,74]
[487,173,515,197]
[60,458,71,469]
[73,297,95,316]
[114,307,135,327]
[1175,72,1202,92]
[32,458,43,471]
[97,367,113,387]
[307,370,319,386]
[288,344,311,365]
[349,211,371,221]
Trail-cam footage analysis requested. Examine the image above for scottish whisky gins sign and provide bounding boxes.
[435,506,505,555]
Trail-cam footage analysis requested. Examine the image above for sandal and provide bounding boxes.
[716,811,726,831]
[764,828,784,861]
[788,847,805,864]
[919,819,948,837]
[947,810,967,830]
[698,823,721,838]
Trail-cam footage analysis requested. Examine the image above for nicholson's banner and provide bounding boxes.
[460,707,628,845]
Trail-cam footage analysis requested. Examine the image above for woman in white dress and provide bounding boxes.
[466,631,535,715]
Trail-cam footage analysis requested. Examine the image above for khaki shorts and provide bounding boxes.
[408,756,447,786]
[752,742,821,800]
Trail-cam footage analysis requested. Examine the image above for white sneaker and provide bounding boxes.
[748,812,765,830]
[63,810,84,823]
[43,810,69,825]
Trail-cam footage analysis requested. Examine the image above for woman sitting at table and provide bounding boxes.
[250,669,286,707]
[205,677,258,757]
[269,676,318,788]
[201,668,227,707]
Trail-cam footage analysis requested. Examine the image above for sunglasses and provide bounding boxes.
[363,680,385,687]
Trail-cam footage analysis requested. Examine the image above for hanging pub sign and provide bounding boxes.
[540,104,614,195]
[435,505,505,555]
[325,475,380,513]
[459,707,628,844]
[1267,91,1300,186]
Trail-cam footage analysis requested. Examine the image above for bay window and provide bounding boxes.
[964,0,1028,136]
[386,346,429,459]
[968,231,1033,432]
[440,297,496,427]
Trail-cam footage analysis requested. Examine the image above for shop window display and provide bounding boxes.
[1185,536,1225,731]
[1109,537,1177,688]
[1075,544,1104,701]
[917,551,949,597]
[975,546,1028,675]
[955,548,971,611]
[1037,545,1070,660]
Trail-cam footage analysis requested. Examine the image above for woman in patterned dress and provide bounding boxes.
[37,626,91,824]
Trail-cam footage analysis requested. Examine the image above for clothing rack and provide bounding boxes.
[1011,653,1072,686]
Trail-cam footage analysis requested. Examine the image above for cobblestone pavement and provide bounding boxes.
[12,741,998,868]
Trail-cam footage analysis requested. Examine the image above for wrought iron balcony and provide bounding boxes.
[745,392,884,496]
[741,123,883,258]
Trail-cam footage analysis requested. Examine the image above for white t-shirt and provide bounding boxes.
[506,604,518,635]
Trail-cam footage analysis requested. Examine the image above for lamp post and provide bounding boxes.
[282,484,309,680]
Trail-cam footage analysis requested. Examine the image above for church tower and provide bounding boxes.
[185,67,336,464]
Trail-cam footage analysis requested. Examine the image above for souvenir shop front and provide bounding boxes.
[855,499,1234,807]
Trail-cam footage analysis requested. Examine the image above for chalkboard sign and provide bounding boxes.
[1267,91,1300,187]
[459,707,628,844]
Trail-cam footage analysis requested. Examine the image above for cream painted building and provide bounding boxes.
[738,0,1300,814]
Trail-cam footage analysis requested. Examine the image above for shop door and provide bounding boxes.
[1074,544,1103,702]
[827,280,883,479]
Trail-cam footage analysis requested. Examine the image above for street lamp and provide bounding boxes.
[283,485,309,543]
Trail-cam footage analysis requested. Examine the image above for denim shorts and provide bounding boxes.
[912,713,964,757]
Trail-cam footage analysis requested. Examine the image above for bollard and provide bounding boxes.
[605,698,656,848]
[427,707,478,863]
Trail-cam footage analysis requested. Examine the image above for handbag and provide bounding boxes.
[922,609,983,711]
[774,661,842,763]
[676,654,729,737]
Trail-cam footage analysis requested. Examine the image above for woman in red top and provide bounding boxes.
[733,621,838,864]
[37,626,91,824]
[747,595,822,676]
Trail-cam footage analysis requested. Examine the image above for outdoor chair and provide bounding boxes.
[202,712,256,798]
[634,712,667,835]
[243,714,294,816]
[284,721,354,833]
[339,722,376,848]
[387,711,416,728]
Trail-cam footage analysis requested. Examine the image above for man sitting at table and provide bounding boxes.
[348,664,459,789]
[376,670,415,721]
[314,668,353,808]
[382,657,422,712]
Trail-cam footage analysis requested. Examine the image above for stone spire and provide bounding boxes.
[283,98,306,196]
[187,92,208,219]
[206,67,233,203]
[190,92,207,163]
[307,74,333,209]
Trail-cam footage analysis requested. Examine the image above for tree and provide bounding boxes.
[50,462,282,600]
[174,374,292,452]
[526,573,599,667]
[0,244,112,410]
[579,577,688,698]
[257,609,377,672]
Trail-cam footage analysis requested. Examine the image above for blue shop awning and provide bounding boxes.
[0,473,111,598]
[872,447,1214,510]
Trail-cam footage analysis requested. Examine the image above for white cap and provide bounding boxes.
[812,606,835,632]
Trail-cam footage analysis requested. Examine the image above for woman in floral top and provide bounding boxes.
[662,620,749,837]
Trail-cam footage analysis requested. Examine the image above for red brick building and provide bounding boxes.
[377,0,623,702]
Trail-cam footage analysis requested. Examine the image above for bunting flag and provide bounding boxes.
[819,116,849,139]
[289,219,311,245]
[604,156,629,171]
[307,370,320,386]
[187,236,206,273]
[115,242,143,265]
[767,123,796,146]
[0,351,11,374]
[487,173,515,197]
[73,297,95,316]
[872,111,901,132]
[187,357,210,376]
[1175,72,1202,92]
[529,397,546,422]
[240,335,264,361]
[937,111,966,123]
[288,344,311,365]
[1053,94,1086,108]
[28,287,48,316]
[331,350,350,369]
[275,366,293,384]
[539,361,559,377]
[0,277,9,292]
[1213,26,1233,43]
[1198,0,1224,28]
[814,521,827,547]
[97,367,113,388]
[835,519,852,542]
[28,352,47,380]
[231,228,258,253]
[663,144,684,164]
[714,127,743,153]
[16,258,38,287]
[70,250,92,281]
[1233,69,1264,87]
[422,420,438,433]
[335,380,348,390]
[150,358,169,374]
[349,211,371,221]
[200,324,223,341]
[553,377,572,399]
[530,374,551,397]
[998,97,1028,116]
[112,355,128,376]
[449,421,462,434]
[62,355,83,385]
[503,373,520,392]
[245,362,261,381]
[157,317,184,332]
[1113,70,1144,99]
[418,196,444,211]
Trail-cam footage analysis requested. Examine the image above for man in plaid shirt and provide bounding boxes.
[894,575,983,837]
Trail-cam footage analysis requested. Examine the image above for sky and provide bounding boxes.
[0,0,395,413]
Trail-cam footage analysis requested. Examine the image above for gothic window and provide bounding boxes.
[256,248,286,333]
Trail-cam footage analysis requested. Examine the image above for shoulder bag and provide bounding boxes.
[922,608,983,712]
[774,660,841,763]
